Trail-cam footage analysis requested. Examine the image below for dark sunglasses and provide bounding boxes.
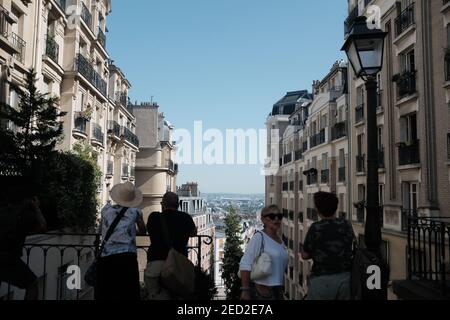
[264,213,283,221]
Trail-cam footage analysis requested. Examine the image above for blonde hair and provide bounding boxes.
[261,205,281,217]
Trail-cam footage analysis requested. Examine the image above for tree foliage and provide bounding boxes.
[222,206,244,300]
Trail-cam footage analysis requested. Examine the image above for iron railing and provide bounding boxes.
[356,155,366,173]
[97,27,106,48]
[75,54,107,97]
[121,126,139,148]
[310,129,326,148]
[73,114,88,136]
[395,70,416,99]
[45,35,59,63]
[11,32,26,63]
[0,234,213,300]
[395,2,415,37]
[307,208,318,222]
[406,215,450,296]
[91,123,104,144]
[331,121,347,141]
[338,167,346,182]
[80,2,92,29]
[355,103,365,123]
[115,92,128,107]
[106,160,113,176]
[107,120,120,138]
[321,169,329,184]
[398,140,420,166]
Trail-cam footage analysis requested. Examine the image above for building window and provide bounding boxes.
[447,133,450,160]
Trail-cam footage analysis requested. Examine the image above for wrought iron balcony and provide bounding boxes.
[331,121,347,141]
[379,148,385,169]
[307,208,318,222]
[398,140,420,166]
[121,126,139,148]
[45,35,59,63]
[107,120,120,138]
[80,1,92,29]
[394,216,450,300]
[0,233,212,300]
[73,113,88,136]
[294,150,303,161]
[115,92,128,107]
[75,54,107,97]
[310,129,326,148]
[106,160,114,176]
[11,32,26,63]
[355,103,365,123]
[395,3,415,37]
[91,123,104,144]
[357,207,365,224]
[394,70,417,99]
[97,27,106,48]
[283,153,292,165]
[122,163,129,177]
[321,169,329,184]
[338,167,346,182]
[356,155,366,173]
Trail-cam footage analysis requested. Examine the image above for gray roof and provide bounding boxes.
[271,90,313,116]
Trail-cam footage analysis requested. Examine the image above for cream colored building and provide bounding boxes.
[178,182,215,274]
[0,0,140,300]
[345,0,450,299]
[133,102,178,220]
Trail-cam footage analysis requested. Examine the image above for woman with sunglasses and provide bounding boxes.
[240,205,288,300]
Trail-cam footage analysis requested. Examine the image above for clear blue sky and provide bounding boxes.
[108,0,347,194]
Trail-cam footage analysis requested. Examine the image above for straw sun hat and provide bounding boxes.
[110,182,143,208]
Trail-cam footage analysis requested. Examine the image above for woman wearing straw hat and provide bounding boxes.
[96,182,147,300]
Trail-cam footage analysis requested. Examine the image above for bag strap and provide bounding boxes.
[159,213,173,249]
[97,206,129,258]
[254,231,265,258]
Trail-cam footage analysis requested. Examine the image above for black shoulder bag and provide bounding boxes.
[85,206,129,287]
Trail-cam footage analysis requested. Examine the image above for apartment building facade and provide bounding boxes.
[133,102,178,220]
[345,0,450,298]
[0,0,141,300]
[178,182,215,274]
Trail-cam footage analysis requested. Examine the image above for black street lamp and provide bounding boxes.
[341,16,389,300]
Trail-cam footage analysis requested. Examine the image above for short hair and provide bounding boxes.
[261,205,280,217]
[314,192,339,218]
[162,192,179,209]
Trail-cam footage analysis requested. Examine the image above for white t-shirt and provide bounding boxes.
[240,231,289,287]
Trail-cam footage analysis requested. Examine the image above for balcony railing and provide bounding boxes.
[115,92,128,107]
[91,123,104,144]
[294,150,303,161]
[395,3,415,37]
[97,27,106,48]
[331,121,347,141]
[73,114,88,136]
[398,140,420,166]
[0,234,212,300]
[404,216,450,297]
[106,160,113,176]
[310,129,326,148]
[379,148,385,169]
[11,32,26,63]
[80,2,92,29]
[338,167,346,182]
[107,120,120,138]
[401,209,418,232]
[75,54,107,97]
[395,70,417,99]
[357,207,365,224]
[45,35,59,63]
[121,126,139,148]
[122,163,129,177]
[355,103,365,123]
[307,208,318,222]
[321,169,329,184]
[356,155,366,173]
